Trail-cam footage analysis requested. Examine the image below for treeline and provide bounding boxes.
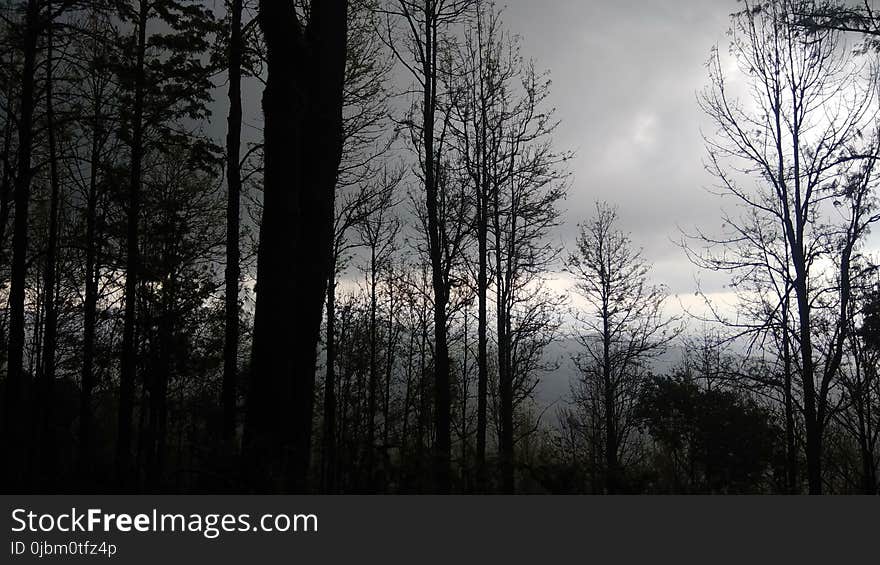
[0,0,878,494]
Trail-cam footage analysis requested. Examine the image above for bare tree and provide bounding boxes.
[568,202,679,493]
[66,7,121,482]
[322,0,397,493]
[445,0,568,492]
[356,168,401,488]
[382,0,476,492]
[695,0,880,494]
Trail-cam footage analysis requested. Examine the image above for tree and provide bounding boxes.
[221,0,245,447]
[355,168,401,488]
[114,0,216,488]
[383,0,476,492]
[445,0,504,491]
[568,202,679,493]
[244,0,348,492]
[696,0,880,494]
[485,66,566,494]
[638,375,779,493]
[441,0,568,493]
[139,146,224,490]
[32,0,63,490]
[322,0,396,493]
[65,5,123,483]
[3,0,40,492]
[838,268,880,493]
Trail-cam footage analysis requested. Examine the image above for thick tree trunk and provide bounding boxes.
[222,0,243,444]
[116,0,148,488]
[244,0,347,493]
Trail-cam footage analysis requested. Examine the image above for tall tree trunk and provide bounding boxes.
[222,0,243,444]
[116,0,148,489]
[244,0,348,492]
[785,70,824,495]
[37,3,62,489]
[79,89,102,483]
[474,13,491,490]
[793,261,821,494]
[4,0,40,492]
[420,2,451,495]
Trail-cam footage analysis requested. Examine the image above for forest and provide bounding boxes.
[0,0,879,494]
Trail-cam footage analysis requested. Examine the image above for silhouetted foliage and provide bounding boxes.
[637,376,779,493]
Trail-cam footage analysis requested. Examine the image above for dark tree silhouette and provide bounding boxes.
[696,0,880,494]
[569,203,679,493]
[383,0,476,493]
[638,376,779,493]
[32,0,62,491]
[68,6,121,485]
[222,0,244,448]
[115,0,147,488]
[322,0,396,493]
[243,0,348,492]
[3,0,40,492]
[115,0,216,489]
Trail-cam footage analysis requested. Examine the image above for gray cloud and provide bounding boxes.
[499,0,739,295]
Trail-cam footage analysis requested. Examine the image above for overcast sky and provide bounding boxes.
[494,0,738,303]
